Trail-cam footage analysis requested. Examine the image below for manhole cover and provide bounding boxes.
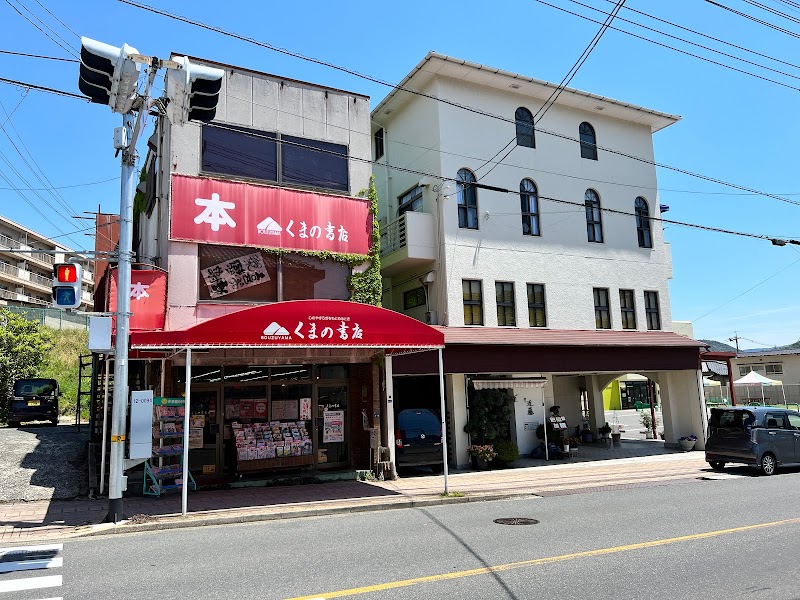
[493,518,539,525]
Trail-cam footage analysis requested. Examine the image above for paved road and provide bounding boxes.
[0,422,88,502]
[26,467,800,600]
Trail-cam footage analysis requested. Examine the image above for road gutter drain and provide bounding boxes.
[493,518,539,525]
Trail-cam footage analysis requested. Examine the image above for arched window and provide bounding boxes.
[579,122,598,160]
[457,168,478,229]
[635,196,652,248]
[585,189,603,243]
[520,178,540,236]
[515,107,535,148]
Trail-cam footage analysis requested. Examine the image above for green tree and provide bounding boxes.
[0,308,53,422]
[463,386,513,444]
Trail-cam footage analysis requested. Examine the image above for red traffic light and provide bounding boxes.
[55,264,78,283]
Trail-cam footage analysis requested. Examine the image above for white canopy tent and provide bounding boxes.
[733,371,786,405]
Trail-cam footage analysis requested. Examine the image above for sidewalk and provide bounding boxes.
[0,452,711,544]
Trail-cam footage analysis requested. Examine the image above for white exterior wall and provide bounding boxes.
[432,77,673,331]
[145,63,371,328]
[730,354,800,385]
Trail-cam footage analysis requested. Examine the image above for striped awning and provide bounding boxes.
[472,378,548,390]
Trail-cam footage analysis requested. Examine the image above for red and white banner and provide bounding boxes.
[170,174,372,255]
[109,269,167,331]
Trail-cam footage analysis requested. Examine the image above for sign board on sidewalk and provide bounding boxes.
[129,390,154,459]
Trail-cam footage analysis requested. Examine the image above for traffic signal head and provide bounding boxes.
[78,37,141,113]
[52,263,83,309]
[167,56,224,124]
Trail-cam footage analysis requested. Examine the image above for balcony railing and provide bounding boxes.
[0,288,48,306]
[0,234,55,265]
[0,263,53,289]
[380,214,408,257]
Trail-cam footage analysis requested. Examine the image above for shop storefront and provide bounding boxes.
[130,299,444,482]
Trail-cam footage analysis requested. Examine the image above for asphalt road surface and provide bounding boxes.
[3,465,799,599]
[0,422,88,502]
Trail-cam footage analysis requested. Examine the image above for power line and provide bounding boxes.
[118,0,800,209]
[570,0,800,82]
[0,176,117,191]
[3,0,78,58]
[30,0,79,39]
[703,0,800,39]
[0,76,88,99]
[743,0,800,25]
[0,49,77,61]
[536,0,800,91]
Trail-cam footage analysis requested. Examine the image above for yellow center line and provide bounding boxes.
[286,517,800,600]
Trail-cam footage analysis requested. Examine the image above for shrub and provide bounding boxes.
[494,439,519,463]
[463,387,513,444]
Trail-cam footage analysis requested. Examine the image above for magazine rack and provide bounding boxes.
[143,397,196,497]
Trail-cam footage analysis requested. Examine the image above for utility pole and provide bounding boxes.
[729,332,741,353]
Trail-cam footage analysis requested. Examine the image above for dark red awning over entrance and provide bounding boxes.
[129,300,443,352]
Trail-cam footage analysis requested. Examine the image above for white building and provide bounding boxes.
[373,53,707,465]
[0,214,93,310]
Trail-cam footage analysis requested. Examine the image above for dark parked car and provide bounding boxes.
[8,378,60,427]
[705,406,800,475]
[395,408,444,472]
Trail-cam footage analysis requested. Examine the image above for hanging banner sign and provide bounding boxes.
[200,251,269,298]
[109,269,167,331]
[170,174,372,255]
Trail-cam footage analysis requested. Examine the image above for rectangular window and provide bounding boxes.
[398,186,423,216]
[281,135,348,192]
[374,128,384,160]
[201,125,349,193]
[765,364,783,375]
[403,286,426,310]
[594,288,611,329]
[619,289,636,330]
[198,245,349,302]
[462,280,483,325]
[739,367,749,377]
[495,282,516,326]
[644,290,661,330]
[527,283,546,327]
[202,124,277,182]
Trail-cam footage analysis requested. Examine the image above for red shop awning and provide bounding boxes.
[129,300,443,353]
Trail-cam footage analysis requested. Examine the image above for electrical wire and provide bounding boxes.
[0,49,77,61]
[743,0,800,24]
[536,0,800,91]
[703,0,800,39]
[0,75,87,99]
[3,0,78,58]
[30,0,78,38]
[0,176,117,191]
[117,0,800,209]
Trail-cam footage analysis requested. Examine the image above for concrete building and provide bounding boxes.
[730,348,800,405]
[0,214,93,310]
[372,53,707,465]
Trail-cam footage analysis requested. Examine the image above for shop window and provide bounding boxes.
[457,168,478,230]
[374,127,384,160]
[644,290,661,330]
[527,283,547,327]
[317,365,350,380]
[198,245,349,303]
[271,366,312,381]
[174,366,223,386]
[495,281,516,326]
[594,287,611,329]
[520,179,540,236]
[223,367,270,383]
[403,286,426,310]
[462,279,483,325]
[619,289,636,330]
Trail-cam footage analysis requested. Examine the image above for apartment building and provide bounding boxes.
[0,214,93,310]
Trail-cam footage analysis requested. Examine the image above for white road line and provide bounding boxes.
[0,575,62,593]
[0,557,63,574]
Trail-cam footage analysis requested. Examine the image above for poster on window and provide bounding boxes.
[272,400,299,420]
[200,251,270,299]
[300,398,311,420]
[323,410,344,443]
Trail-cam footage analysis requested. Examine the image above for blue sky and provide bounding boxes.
[1,0,798,348]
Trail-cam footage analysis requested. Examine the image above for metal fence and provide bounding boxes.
[705,384,800,409]
[3,305,89,330]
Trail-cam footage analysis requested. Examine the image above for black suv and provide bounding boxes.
[8,378,60,427]
[395,408,444,473]
[706,406,800,475]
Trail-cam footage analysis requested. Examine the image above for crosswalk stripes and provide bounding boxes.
[0,543,63,597]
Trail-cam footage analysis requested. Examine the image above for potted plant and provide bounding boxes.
[679,434,697,451]
[640,412,659,439]
[493,439,519,467]
[468,444,497,469]
[464,387,513,469]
